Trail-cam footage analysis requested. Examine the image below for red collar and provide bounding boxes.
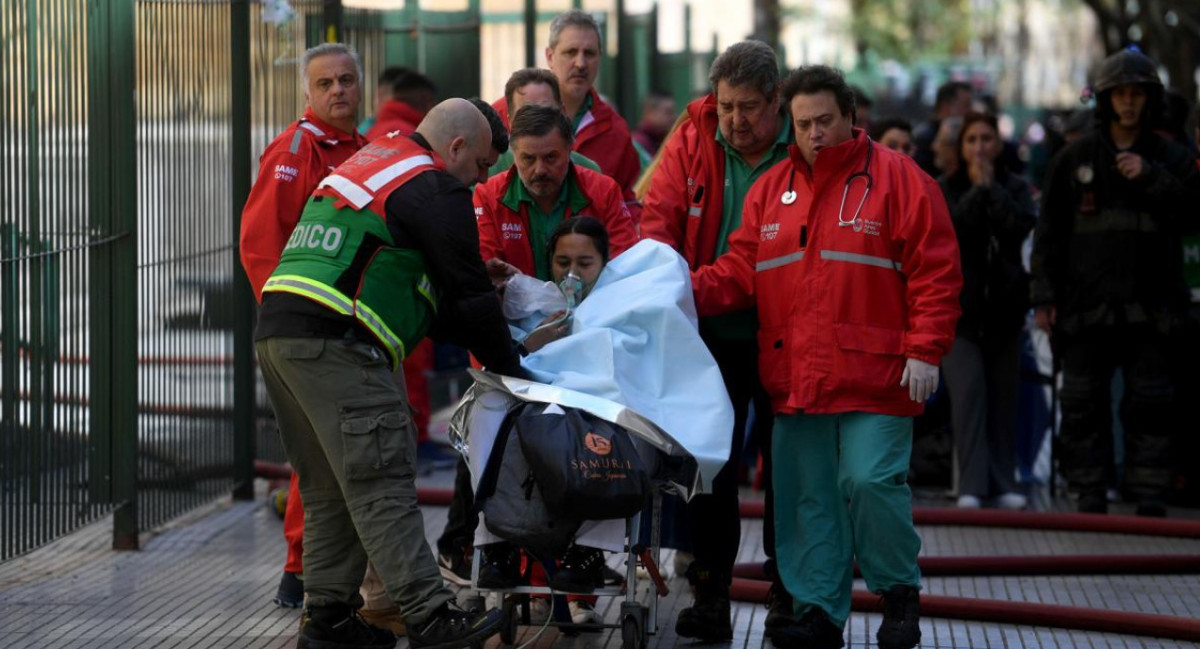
[301,108,364,145]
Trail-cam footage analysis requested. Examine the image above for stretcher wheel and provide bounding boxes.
[500,596,519,645]
[621,614,644,649]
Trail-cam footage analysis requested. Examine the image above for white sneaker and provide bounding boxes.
[995,492,1027,510]
[569,600,601,624]
[956,494,982,509]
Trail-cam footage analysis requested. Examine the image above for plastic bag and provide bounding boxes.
[502,274,566,322]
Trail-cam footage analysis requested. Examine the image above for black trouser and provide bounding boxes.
[1057,324,1175,501]
[684,337,776,589]
[437,458,476,556]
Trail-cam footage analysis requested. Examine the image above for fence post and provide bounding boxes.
[231,0,256,502]
[87,0,139,550]
[524,0,537,68]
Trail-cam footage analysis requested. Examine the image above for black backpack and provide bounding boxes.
[474,404,580,559]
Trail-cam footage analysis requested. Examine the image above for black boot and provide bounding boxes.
[768,607,843,649]
[475,542,522,590]
[875,585,921,649]
[274,570,304,608]
[549,545,607,593]
[764,580,795,630]
[298,603,397,649]
[674,565,732,641]
[408,601,504,649]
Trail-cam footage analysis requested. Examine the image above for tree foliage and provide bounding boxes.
[1077,0,1199,101]
[847,0,974,63]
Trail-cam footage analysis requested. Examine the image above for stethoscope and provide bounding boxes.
[780,139,874,230]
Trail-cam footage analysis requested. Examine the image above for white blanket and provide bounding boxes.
[507,239,733,492]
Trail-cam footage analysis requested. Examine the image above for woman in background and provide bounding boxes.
[938,111,1037,510]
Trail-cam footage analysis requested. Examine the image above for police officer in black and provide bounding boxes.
[1031,48,1199,516]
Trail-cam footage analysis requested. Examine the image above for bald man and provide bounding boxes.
[255,98,523,649]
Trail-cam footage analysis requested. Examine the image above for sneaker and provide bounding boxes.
[298,604,397,649]
[359,606,407,637]
[995,492,1027,510]
[876,585,921,649]
[764,581,795,630]
[476,543,521,590]
[955,494,981,509]
[438,550,472,587]
[569,600,601,624]
[768,607,843,649]
[675,565,732,642]
[273,570,304,608]
[408,601,504,649]
[549,546,607,594]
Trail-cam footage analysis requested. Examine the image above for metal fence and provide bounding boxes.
[2,0,713,563]
[1,0,112,561]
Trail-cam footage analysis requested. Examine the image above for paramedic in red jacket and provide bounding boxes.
[364,69,436,141]
[492,10,641,211]
[237,42,367,611]
[692,65,961,649]
[474,104,638,280]
[639,40,793,641]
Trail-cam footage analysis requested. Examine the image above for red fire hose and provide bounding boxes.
[254,461,1200,641]
[731,579,1200,642]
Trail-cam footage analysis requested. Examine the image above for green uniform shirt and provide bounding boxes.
[705,119,793,341]
[500,167,592,281]
[570,92,595,133]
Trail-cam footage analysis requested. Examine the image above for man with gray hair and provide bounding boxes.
[499,10,641,209]
[238,41,368,613]
[254,99,524,649]
[640,39,793,640]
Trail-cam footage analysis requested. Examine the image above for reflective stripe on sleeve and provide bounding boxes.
[755,251,805,272]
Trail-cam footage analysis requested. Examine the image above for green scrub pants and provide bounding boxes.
[772,411,922,627]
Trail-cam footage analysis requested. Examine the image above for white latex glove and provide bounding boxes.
[899,358,939,403]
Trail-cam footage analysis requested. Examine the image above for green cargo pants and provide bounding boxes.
[256,335,452,624]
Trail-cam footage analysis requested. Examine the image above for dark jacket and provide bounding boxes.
[1030,126,1199,334]
[257,135,525,377]
[939,167,1036,343]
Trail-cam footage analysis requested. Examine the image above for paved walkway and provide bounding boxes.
[2,469,1198,649]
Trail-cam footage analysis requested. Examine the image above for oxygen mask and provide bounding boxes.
[559,270,584,310]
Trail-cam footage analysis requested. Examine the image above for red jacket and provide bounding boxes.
[240,109,366,300]
[692,131,962,416]
[640,94,728,269]
[494,89,641,207]
[473,164,639,277]
[365,100,425,141]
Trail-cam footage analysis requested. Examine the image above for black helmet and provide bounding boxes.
[1092,49,1162,94]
